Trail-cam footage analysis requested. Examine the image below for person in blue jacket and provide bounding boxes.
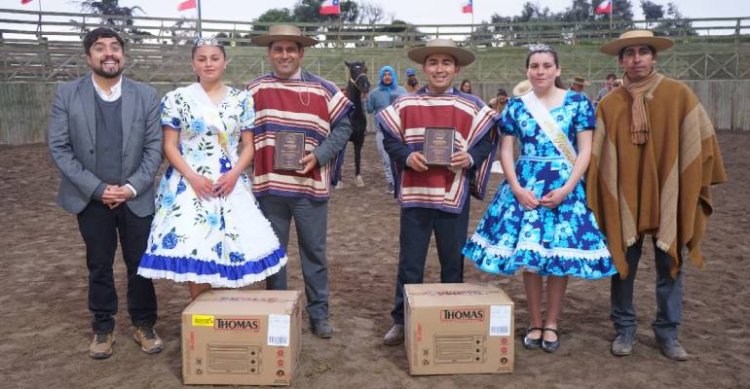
[366,65,406,194]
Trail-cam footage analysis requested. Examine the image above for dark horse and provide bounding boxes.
[340,60,371,187]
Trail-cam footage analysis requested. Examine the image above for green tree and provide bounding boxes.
[561,0,592,22]
[640,0,664,20]
[79,0,142,28]
[657,2,698,36]
[253,8,295,33]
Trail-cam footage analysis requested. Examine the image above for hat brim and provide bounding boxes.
[569,79,591,86]
[251,34,318,47]
[407,46,475,67]
[600,36,673,56]
[512,81,531,97]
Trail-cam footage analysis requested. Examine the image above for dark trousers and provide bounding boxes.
[611,238,683,341]
[391,204,471,324]
[258,196,330,323]
[77,201,157,334]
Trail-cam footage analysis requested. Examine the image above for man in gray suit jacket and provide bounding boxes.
[48,28,163,360]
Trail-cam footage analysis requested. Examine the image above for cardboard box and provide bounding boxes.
[182,290,302,386]
[404,283,515,375]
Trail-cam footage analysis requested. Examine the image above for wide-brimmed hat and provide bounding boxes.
[569,76,590,86]
[512,80,531,97]
[251,24,318,47]
[407,39,475,67]
[600,30,673,56]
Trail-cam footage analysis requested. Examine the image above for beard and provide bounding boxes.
[92,58,123,79]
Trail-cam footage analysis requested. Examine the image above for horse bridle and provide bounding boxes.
[348,69,369,94]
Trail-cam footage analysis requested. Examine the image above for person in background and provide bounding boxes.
[404,67,419,93]
[137,38,287,299]
[460,79,473,94]
[366,65,406,195]
[569,76,590,93]
[488,88,509,112]
[48,27,163,359]
[595,73,617,105]
[463,44,616,354]
[588,30,727,362]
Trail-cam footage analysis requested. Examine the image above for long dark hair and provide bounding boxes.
[460,79,472,94]
[525,46,565,89]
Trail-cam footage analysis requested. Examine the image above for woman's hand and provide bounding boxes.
[214,170,240,197]
[513,187,540,210]
[540,188,569,209]
[188,173,215,199]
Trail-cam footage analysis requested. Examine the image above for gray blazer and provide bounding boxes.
[48,74,163,217]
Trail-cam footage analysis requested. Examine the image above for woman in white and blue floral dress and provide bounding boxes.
[138,39,286,298]
[463,46,616,353]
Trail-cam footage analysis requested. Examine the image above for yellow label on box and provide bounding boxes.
[192,314,215,327]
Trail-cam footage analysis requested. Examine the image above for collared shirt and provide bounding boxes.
[92,75,123,102]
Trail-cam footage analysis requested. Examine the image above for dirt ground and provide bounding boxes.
[0,131,747,389]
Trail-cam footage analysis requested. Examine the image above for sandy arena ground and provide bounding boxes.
[0,131,747,388]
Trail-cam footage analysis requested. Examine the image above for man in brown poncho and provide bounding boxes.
[587,30,727,361]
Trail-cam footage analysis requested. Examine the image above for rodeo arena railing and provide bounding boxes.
[1,8,749,86]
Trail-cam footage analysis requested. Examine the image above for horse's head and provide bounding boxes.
[345,60,370,95]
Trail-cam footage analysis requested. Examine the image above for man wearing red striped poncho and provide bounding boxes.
[247,25,353,339]
[378,39,499,345]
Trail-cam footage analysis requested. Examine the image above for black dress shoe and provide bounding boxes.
[523,327,543,350]
[541,328,560,353]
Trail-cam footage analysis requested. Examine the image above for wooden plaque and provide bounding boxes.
[423,127,455,166]
[274,131,305,170]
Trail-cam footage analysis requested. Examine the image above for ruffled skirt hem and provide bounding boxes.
[138,247,287,288]
[463,241,617,280]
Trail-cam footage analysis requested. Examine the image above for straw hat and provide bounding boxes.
[512,80,532,97]
[407,39,475,67]
[570,76,590,86]
[251,24,318,47]
[600,30,673,56]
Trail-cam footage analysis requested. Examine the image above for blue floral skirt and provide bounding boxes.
[138,166,287,288]
[463,156,616,279]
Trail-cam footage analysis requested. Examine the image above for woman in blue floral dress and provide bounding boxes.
[138,38,286,298]
[463,46,616,353]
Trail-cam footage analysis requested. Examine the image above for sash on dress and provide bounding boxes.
[520,92,577,167]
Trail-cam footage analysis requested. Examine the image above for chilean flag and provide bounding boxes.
[462,0,473,14]
[177,0,197,12]
[320,0,341,15]
[595,0,612,15]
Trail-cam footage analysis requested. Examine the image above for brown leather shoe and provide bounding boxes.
[133,326,164,354]
[89,332,115,360]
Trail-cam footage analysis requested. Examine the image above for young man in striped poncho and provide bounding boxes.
[377,39,499,345]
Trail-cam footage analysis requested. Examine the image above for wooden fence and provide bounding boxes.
[2,79,748,145]
[2,8,750,47]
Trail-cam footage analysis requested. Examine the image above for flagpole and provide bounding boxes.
[471,2,475,46]
[609,1,613,34]
[36,0,42,39]
[197,0,202,37]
